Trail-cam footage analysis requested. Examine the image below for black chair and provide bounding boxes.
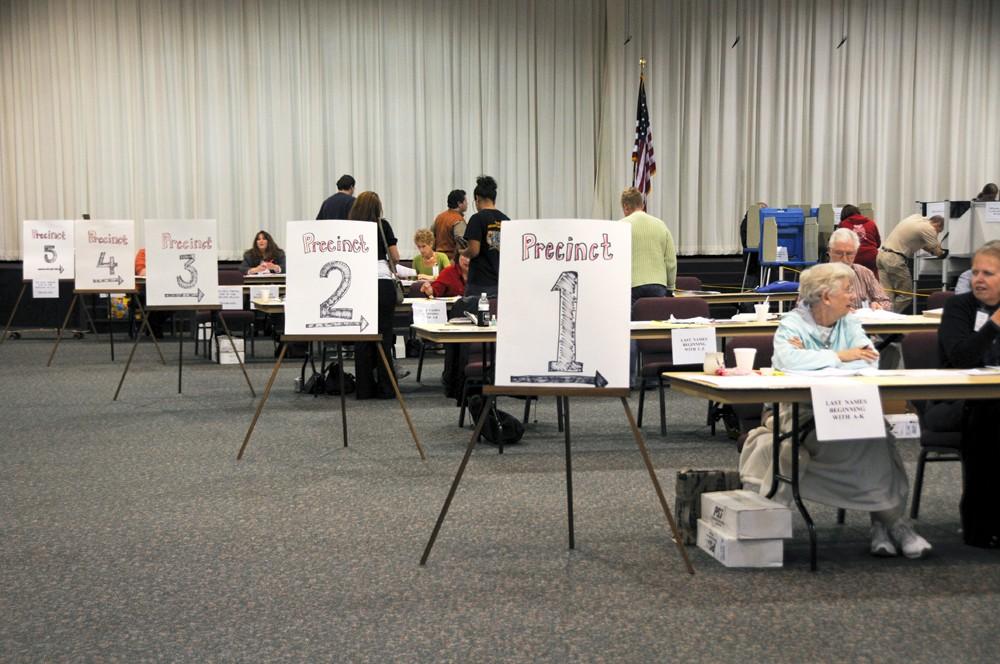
[901,331,963,519]
[632,296,710,435]
[925,289,955,312]
[674,275,703,291]
[707,335,775,436]
[214,269,256,359]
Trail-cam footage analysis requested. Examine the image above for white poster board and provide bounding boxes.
[811,383,886,441]
[144,219,219,306]
[284,220,377,335]
[74,219,136,291]
[22,220,75,281]
[494,219,630,389]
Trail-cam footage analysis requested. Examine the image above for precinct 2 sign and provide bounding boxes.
[144,219,219,306]
[494,219,631,389]
[284,220,377,336]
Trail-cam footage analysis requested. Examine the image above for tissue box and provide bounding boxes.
[697,519,783,568]
[701,490,793,540]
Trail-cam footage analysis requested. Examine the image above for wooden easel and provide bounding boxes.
[1,280,93,345]
[113,305,256,400]
[237,333,425,461]
[420,385,695,574]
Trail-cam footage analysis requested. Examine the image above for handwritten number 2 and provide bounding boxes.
[319,261,353,319]
[548,271,583,372]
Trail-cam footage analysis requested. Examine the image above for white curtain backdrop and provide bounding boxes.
[1,0,998,260]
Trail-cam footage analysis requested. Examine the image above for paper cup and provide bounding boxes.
[733,348,757,372]
[754,303,769,322]
[703,352,724,374]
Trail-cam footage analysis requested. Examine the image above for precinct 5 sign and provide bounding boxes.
[144,219,219,306]
[494,219,631,389]
[284,220,377,336]
[22,220,75,280]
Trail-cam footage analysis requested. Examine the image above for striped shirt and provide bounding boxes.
[848,263,892,309]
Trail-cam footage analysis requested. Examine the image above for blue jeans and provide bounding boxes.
[631,283,669,306]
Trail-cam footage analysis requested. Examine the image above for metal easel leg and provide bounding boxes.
[218,313,257,397]
[620,396,695,575]
[377,341,426,461]
[0,283,27,344]
[563,397,575,550]
[134,300,167,364]
[237,343,288,460]
[337,344,348,447]
[47,293,79,367]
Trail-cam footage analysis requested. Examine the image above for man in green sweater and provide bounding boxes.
[620,187,677,305]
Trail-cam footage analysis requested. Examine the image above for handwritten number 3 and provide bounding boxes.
[176,254,198,289]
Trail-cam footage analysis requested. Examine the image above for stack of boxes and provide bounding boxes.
[696,490,792,568]
[216,336,245,365]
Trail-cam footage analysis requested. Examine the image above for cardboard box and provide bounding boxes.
[674,469,742,545]
[885,413,920,440]
[217,336,245,364]
[218,350,245,365]
[697,519,783,568]
[701,490,793,539]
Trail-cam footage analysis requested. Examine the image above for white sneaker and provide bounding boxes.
[889,520,932,559]
[870,521,897,557]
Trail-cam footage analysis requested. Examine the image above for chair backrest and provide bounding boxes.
[925,290,955,311]
[901,331,941,370]
[632,296,710,353]
[674,275,702,291]
[218,269,243,285]
[724,335,774,370]
[407,281,425,297]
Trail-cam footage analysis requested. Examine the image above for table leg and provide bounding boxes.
[0,283,27,344]
[789,403,817,571]
[620,396,695,575]
[376,342,426,461]
[217,313,257,397]
[563,396,575,550]
[766,402,781,500]
[177,312,185,394]
[237,343,288,460]
[337,343,348,447]
[46,294,79,367]
[420,395,494,565]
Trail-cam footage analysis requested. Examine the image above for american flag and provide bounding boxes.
[631,75,656,199]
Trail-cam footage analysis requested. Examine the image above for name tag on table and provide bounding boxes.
[33,279,59,298]
[218,286,244,310]
[811,383,885,442]
[412,299,448,324]
[671,327,717,366]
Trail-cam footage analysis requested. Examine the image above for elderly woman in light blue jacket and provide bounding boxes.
[740,262,931,559]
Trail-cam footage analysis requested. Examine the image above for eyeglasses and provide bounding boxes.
[830,250,857,258]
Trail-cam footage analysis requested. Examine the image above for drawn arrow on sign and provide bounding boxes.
[40,266,65,274]
[95,275,125,285]
[164,288,205,302]
[305,315,369,332]
[511,370,608,387]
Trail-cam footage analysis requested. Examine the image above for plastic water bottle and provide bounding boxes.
[477,292,490,327]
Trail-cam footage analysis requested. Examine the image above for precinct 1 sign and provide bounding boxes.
[23,220,75,281]
[74,219,136,291]
[284,220,377,335]
[144,219,219,306]
[494,219,631,389]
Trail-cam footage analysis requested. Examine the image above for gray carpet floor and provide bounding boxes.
[2,336,998,662]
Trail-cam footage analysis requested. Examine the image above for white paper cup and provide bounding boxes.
[703,352,724,374]
[754,303,769,321]
[733,348,757,372]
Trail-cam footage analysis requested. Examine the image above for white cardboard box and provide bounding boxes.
[218,350,245,365]
[697,519,783,568]
[217,336,245,364]
[885,413,920,440]
[701,490,793,540]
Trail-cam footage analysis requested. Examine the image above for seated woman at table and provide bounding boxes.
[419,254,469,298]
[412,228,450,280]
[739,262,932,559]
[240,230,286,275]
[938,240,1000,548]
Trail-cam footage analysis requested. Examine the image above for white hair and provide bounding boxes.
[828,227,860,250]
[799,262,854,306]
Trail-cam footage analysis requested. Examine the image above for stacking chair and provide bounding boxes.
[632,296,710,434]
[925,290,955,312]
[707,335,775,436]
[674,275,703,291]
[214,269,256,359]
[901,331,963,519]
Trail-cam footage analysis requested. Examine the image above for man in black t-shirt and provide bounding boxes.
[316,174,356,220]
[460,175,508,297]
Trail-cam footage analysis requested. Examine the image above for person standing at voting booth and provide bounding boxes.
[619,186,676,305]
[239,230,286,275]
[972,183,998,202]
[938,240,1000,548]
[459,175,508,298]
[348,191,399,399]
[876,214,946,312]
[837,205,881,277]
[739,262,932,559]
[316,174,357,220]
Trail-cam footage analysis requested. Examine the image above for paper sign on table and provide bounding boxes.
[494,219,630,389]
[671,327,718,366]
[412,299,448,324]
[284,220,377,335]
[32,279,59,298]
[74,219,136,290]
[219,286,244,310]
[984,202,1000,223]
[810,382,885,441]
[22,220,75,281]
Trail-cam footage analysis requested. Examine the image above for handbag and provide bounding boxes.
[376,218,405,304]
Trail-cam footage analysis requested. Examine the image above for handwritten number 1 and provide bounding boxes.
[548,271,583,372]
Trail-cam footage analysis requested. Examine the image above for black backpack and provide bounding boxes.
[468,395,525,445]
[323,362,356,395]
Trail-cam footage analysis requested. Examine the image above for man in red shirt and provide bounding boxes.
[419,254,469,298]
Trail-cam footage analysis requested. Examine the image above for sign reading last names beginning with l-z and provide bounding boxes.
[494,219,631,389]
[144,219,219,306]
[284,220,377,336]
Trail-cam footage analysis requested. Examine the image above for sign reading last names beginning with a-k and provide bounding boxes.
[74,219,136,291]
[284,220,377,336]
[494,219,631,389]
[22,219,75,281]
[144,219,219,306]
